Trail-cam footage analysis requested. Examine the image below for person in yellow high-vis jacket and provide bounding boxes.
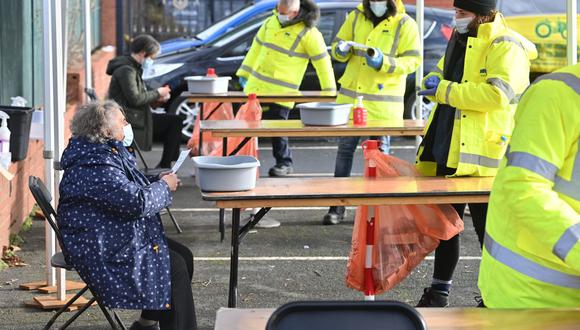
[321,0,421,225]
[236,0,336,177]
[414,0,537,307]
[478,63,580,308]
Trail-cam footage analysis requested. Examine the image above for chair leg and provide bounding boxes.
[96,300,121,330]
[59,297,97,329]
[113,310,127,330]
[166,207,183,234]
[43,285,89,330]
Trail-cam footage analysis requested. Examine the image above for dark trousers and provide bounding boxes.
[262,104,293,166]
[153,113,183,168]
[432,166,487,282]
[141,237,197,330]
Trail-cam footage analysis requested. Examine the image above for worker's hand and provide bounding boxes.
[418,87,437,96]
[239,77,247,89]
[161,173,179,191]
[424,76,441,89]
[336,40,352,57]
[365,48,383,70]
[157,85,171,98]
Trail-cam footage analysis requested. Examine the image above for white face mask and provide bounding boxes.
[142,57,154,72]
[370,1,388,17]
[122,124,134,147]
[278,14,290,24]
[455,17,473,34]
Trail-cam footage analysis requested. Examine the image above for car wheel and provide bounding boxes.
[404,93,435,120]
[167,96,200,141]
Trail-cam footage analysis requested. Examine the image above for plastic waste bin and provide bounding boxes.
[0,105,34,161]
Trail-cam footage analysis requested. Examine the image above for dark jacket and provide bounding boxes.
[107,56,159,151]
[57,137,172,310]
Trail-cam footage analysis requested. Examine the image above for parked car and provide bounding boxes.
[159,0,279,56]
[146,2,454,138]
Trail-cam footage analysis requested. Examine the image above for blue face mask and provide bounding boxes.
[122,124,134,147]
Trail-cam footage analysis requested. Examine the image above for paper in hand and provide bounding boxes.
[172,149,191,173]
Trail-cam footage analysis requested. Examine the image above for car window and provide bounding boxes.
[196,5,268,40]
[222,38,252,57]
[208,19,265,48]
[318,11,337,45]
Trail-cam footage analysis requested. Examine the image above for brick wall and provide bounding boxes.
[0,48,115,249]
[405,0,454,8]
[100,0,117,47]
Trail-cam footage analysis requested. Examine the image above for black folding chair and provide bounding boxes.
[266,300,427,330]
[29,176,126,330]
[83,88,182,234]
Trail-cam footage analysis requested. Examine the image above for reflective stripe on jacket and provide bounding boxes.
[236,9,336,109]
[416,13,537,177]
[331,4,421,120]
[478,64,580,308]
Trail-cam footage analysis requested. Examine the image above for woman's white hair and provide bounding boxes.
[70,100,121,144]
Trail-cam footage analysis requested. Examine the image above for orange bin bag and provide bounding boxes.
[346,144,463,294]
[209,94,262,167]
[187,101,234,156]
[187,68,235,156]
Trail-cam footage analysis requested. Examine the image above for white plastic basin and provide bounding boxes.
[296,102,352,126]
[192,155,260,191]
[185,76,232,94]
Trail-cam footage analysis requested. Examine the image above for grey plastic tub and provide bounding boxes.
[192,155,260,191]
[296,102,352,126]
[185,76,232,94]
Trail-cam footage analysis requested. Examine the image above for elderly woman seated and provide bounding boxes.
[57,101,196,330]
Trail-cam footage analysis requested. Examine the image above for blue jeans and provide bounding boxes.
[262,104,293,166]
[334,136,390,177]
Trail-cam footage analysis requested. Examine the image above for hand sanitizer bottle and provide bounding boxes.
[0,111,11,168]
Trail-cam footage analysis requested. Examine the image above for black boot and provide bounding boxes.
[416,287,449,307]
[322,206,346,225]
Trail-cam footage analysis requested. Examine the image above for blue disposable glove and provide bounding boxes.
[365,48,383,70]
[239,76,247,88]
[418,88,437,96]
[418,76,441,96]
[424,75,441,89]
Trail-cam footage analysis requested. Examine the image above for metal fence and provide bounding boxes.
[125,0,252,42]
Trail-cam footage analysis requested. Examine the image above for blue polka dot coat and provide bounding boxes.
[58,137,172,310]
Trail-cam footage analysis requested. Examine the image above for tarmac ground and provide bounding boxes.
[0,137,484,329]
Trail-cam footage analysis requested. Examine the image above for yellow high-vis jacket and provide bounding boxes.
[478,64,580,308]
[236,2,336,109]
[331,4,421,120]
[416,13,537,177]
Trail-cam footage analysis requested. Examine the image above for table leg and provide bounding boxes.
[219,209,225,242]
[228,137,251,156]
[228,208,241,308]
[218,137,228,241]
[198,103,204,156]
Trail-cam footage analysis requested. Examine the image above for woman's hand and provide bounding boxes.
[161,173,179,191]
[157,85,171,98]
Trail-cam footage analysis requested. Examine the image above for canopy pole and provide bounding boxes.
[567,0,577,65]
[415,0,425,147]
[42,0,57,288]
[84,0,93,101]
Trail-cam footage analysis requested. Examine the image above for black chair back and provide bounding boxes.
[266,301,427,330]
[28,176,64,245]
